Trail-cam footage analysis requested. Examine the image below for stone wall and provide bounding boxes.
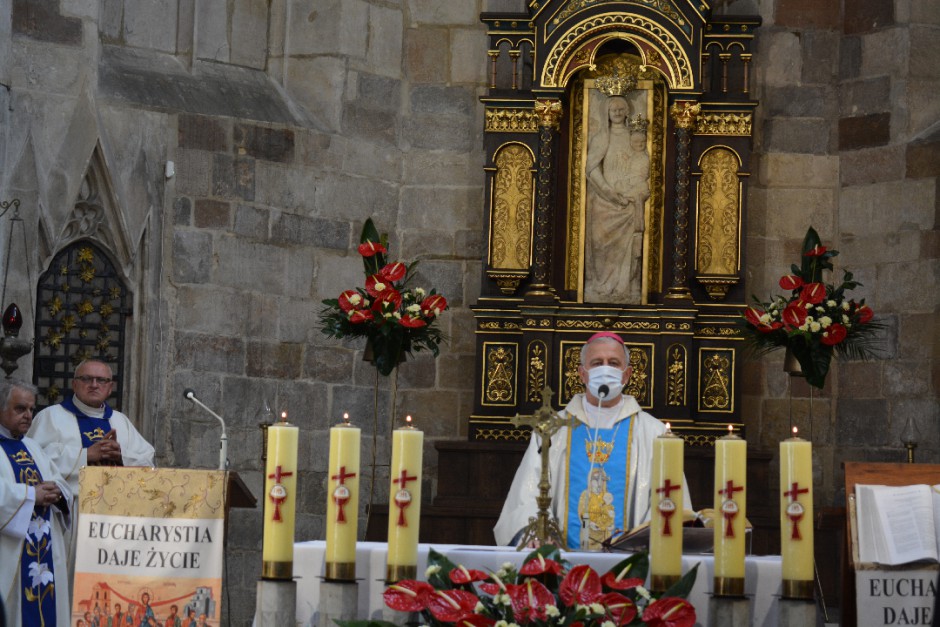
[0,0,936,624]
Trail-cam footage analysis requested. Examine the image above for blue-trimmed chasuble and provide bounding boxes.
[0,436,58,627]
[563,417,633,550]
[61,395,114,449]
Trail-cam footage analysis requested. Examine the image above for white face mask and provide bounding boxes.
[586,365,624,400]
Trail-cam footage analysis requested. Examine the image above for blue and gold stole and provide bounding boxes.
[563,416,633,550]
[61,395,114,450]
[0,435,57,627]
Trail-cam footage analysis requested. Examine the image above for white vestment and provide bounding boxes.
[27,398,155,499]
[0,431,72,627]
[494,393,693,546]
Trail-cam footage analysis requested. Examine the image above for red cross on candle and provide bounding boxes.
[331,466,357,523]
[718,479,744,538]
[784,481,810,540]
[656,478,681,536]
[392,469,418,527]
[267,465,294,522]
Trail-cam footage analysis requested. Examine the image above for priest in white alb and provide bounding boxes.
[27,359,154,500]
[1,379,72,627]
[494,331,693,550]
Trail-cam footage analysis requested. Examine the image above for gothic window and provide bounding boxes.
[32,240,132,410]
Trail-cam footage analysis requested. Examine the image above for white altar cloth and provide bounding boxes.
[294,541,784,627]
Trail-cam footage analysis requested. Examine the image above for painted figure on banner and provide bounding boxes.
[495,333,692,550]
[0,379,72,627]
[28,359,155,504]
[584,92,651,304]
[164,604,182,627]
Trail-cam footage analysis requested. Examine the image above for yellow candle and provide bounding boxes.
[325,413,361,581]
[650,423,684,591]
[262,412,299,580]
[713,425,746,596]
[780,427,814,599]
[386,415,423,582]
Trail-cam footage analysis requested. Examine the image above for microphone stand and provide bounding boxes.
[184,389,228,471]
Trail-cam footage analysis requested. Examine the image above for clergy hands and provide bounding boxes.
[87,429,123,463]
[35,481,63,507]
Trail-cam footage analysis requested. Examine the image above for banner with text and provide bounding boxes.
[72,467,228,627]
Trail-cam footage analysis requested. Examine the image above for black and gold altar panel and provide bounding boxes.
[471,2,761,444]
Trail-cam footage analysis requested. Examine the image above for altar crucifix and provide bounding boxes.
[509,386,570,550]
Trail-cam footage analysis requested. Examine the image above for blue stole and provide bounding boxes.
[0,435,58,627]
[61,395,114,449]
[563,416,633,550]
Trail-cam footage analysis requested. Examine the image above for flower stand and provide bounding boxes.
[317,580,359,627]
[707,595,750,627]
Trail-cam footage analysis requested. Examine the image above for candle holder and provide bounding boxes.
[900,415,919,464]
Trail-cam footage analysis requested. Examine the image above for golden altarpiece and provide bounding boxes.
[470,1,761,445]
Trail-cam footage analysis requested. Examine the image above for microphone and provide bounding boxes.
[597,384,610,399]
[183,388,228,471]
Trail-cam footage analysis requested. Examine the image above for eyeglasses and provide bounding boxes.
[74,375,113,385]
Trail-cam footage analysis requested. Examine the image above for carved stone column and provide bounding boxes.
[667,100,701,301]
[525,98,563,301]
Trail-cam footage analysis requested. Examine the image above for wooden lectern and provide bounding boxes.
[842,462,940,627]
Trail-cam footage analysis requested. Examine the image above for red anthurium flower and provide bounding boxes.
[600,567,644,591]
[380,261,407,283]
[358,241,387,257]
[365,274,390,298]
[519,553,563,576]
[599,592,638,626]
[779,274,804,291]
[478,582,501,596]
[781,302,807,328]
[642,597,696,627]
[384,580,434,612]
[804,244,827,257]
[449,566,489,586]
[399,315,427,328]
[800,282,826,305]
[856,304,873,324]
[821,323,847,346]
[421,294,448,317]
[338,290,364,313]
[456,615,495,627]
[559,564,602,606]
[371,288,403,313]
[348,309,374,324]
[759,321,784,333]
[507,581,555,623]
[428,589,481,623]
[744,306,765,328]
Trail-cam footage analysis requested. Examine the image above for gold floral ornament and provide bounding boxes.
[77,247,94,263]
[47,295,63,317]
[76,300,94,317]
[44,328,63,349]
[80,265,96,282]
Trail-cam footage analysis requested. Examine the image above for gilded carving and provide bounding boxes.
[491,144,535,271]
[486,108,539,133]
[625,346,650,404]
[561,345,584,402]
[697,326,741,337]
[478,320,521,331]
[694,112,752,136]
[484,344,516,404]
[542,15,694,90]
[696,148,740,277]
[669,101,701,129]
[553,0,682,27]
[666,344,686,406]
[535,99,564,129]
[526,341,547,402]
[700,350,732,411]
[474,427,530,441]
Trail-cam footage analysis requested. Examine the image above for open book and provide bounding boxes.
[855,483,940,566]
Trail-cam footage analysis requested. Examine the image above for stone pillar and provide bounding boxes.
[666,100,701,302]
[254,579,297,627]
[316,580,360,627]
[525,97,563,301]
[707,595,750,627]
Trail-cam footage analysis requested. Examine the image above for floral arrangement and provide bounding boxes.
[742,226,880,389]
[340,546,698,627]
[319,218,448,376]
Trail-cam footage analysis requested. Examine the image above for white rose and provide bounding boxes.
[415,287,426,297]
[545,606,560,618]
[842,301,850,310]
[349,294,362,306]
[827,300,837,308]
[810,321,821,332]
[407,304,421,313]
[374,281,386,292]
[820,316,832,328]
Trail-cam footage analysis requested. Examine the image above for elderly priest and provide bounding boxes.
[495,331,692,550]
[28,359,154,499]
[0,379,71,627]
